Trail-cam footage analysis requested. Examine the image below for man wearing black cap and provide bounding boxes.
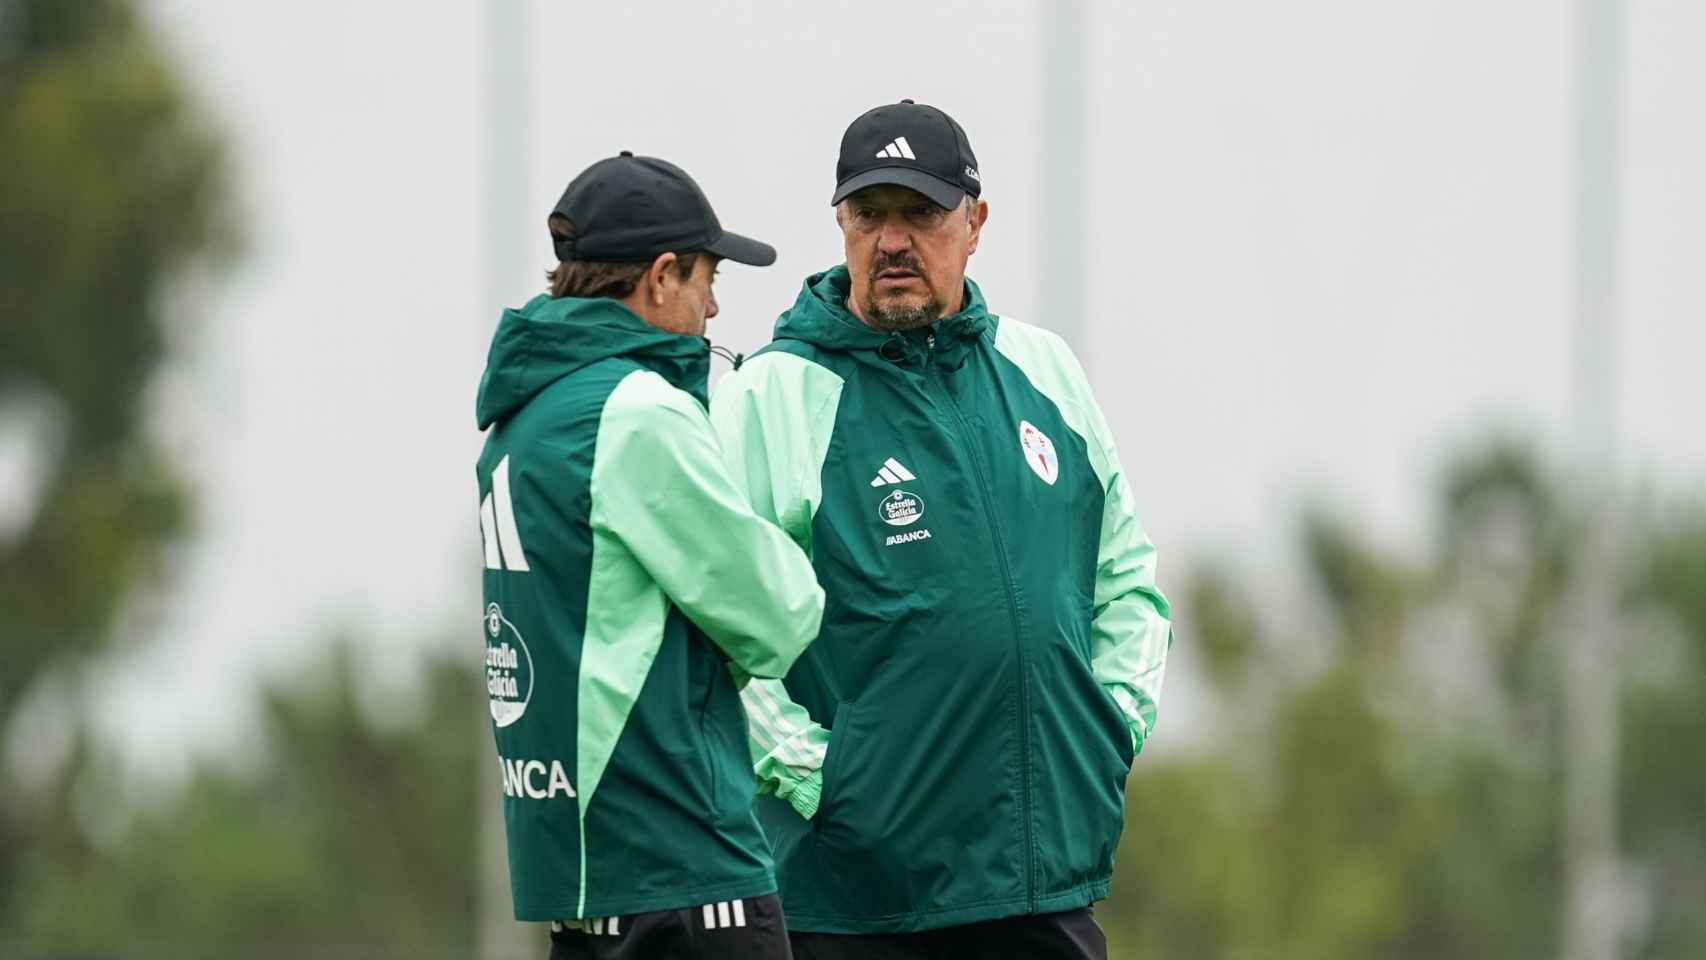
[712,102,1173,959]
[475,152,825,959]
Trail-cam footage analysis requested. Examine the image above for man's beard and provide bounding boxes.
[861,254,942,332]
[865,294,944,332]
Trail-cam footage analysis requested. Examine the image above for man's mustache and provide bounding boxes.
[871,254,924,277]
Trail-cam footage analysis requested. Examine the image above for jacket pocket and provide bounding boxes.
[809,680,1026,915]
[817,699,856,821]
[1102,683,1136,770]
[1030,643,1132,894]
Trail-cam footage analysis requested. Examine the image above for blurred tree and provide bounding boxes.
[1103,443,1704,959]
[0,0,230,715]
[1183,568,1259,692]
[0,0,230,926]
[3,644,485,958]
[1621,512,1706,958]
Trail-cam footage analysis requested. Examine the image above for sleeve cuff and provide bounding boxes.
[784,770,822,821]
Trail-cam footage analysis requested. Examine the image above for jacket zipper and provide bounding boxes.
[923,333,1037,910]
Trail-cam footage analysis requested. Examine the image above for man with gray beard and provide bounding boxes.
[710,100,1174,959]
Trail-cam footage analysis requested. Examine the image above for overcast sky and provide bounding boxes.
[79,0,1702,779]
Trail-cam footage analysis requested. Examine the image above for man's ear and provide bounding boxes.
[646,252,680,305]
[966,199,990,256]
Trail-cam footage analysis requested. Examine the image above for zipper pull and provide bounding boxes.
[926,332,936,354]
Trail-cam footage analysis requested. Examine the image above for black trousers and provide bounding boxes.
[789,908,1107,960]
[547,893,792,959]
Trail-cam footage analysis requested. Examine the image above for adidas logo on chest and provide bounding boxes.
[869,457,916,487]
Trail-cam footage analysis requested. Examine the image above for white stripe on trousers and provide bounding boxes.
[554,917,620,936]
[701,899,748,929]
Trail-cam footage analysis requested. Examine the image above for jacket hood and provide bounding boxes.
[772,265,990,365]
[476,295,710,428]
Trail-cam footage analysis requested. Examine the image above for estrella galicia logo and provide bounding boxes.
[878,489,925,527]
[485,602,533,728]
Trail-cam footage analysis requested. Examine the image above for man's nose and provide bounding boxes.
[704,293,719,321]
[877,213,911,253]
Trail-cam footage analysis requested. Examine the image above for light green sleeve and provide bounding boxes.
[591,369,824,680]
[1090,471,1173,757]
[738,676,829,819]
[993,318,1174,757]
[710,352,845,818]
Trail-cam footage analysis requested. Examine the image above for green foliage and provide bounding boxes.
[1184,568,1258,692]
[1301,508,1416,667]
[1435,441,1574,706]
[0,0,231,716]
[1106,444,1703,959]
[4,646,482,957]
[1621,512,1706,958]
[0,0,232,938]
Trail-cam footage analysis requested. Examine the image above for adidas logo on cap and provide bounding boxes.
[875,137,916,160]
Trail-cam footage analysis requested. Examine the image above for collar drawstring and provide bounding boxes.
[706,340,745,370]
[878,334,908,364]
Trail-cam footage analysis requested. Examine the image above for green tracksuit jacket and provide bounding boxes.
[474,294,825,921]
[709,266,1173,934]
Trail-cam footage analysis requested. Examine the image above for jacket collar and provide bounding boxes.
[771,265,991,370]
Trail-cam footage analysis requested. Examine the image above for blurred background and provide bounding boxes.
[1,0,1701,956]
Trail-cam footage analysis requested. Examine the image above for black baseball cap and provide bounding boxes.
[830,99,982,210]
[550,151,775,266]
